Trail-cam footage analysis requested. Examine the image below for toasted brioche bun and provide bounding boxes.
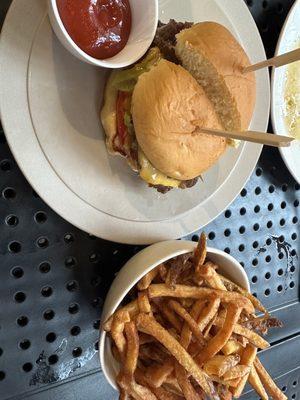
[131,59,226,181]
[176,22,256,133]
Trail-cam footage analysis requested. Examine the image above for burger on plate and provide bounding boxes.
[100,21,256,193]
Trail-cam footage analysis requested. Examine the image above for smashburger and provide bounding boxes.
[100,21,256,193]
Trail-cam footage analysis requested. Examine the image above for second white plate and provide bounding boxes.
[0,0,270,244]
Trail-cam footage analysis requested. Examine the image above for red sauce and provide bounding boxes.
[56,0,132,60]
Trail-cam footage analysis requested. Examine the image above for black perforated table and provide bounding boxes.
[0,1,299,399]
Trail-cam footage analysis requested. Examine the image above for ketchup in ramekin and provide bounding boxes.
[56,0,132,60]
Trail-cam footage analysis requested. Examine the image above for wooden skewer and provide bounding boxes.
[199,128,294,148]
[243,48,300,73]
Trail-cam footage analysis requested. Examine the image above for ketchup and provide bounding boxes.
[56,0,132,60]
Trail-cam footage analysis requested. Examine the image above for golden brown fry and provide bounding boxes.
[248,366,269,400]
[148,284,254,314]
[118,373,158,400]
[220,275,267,314]
[168,300,205,346]
[158,264,168,282]
[154,301,183,333]
[139,333,155,345]
[254,358,287,400]
[180,300,205,349]
[120,388,130,400]
[217,385,233,400]
[210,375,240,388]
[104,300,139,331]
[203,314,218,339]
[175,363,199,400]
[221,340,243,356]
[232,344,257,398]
[197,295,221,332]
[124,322,139,379]
[194,232,207,268]
[196,303,242,366]
[223,365,250,381]
[196,262,227,291]
[145,358,174,388]
[213,318,270,349]
[138,268,159,291]
[203,355,240,377]
[111,311,130,356]
[138,291,152,314]
[136,313,215,399]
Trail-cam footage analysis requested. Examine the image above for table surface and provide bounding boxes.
[0,1,299,399]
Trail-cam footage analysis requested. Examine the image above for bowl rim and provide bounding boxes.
[48,0,159,68]
[99,241,250,390]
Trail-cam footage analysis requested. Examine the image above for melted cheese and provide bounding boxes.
[138,150,180,188]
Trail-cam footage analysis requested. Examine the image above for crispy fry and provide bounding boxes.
[118,372,158,400]
[175,363,199,400]
[203,313,218,339]
[232,344,257,398]
[154,301,183,333]
[196,262,227,291]
[180,300,205,349]
[203,355,240,377]
[111,311,130,356]
[138,291,152,314]
[210,375,240,388]
[158,264,168,282]
[136,313,215,399]
[197,295,221,332]
[221,340,243,356]
[148,285,254,314]
[254,358,287,400]
[213,317,270,349]
[166,256,190,288]
[145,358,174,388]
[248,366,269,400]
[217,384,233,400]
[124,322,139,379]
[196,304,242,366]
[139,333,155,345]
[138,268,159,291]
[223,365,250,380]
[220,275,266,314]
[168,300,205,346]
[194,232,207,268]
[104,300,139,331]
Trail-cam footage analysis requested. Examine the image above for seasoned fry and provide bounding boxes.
[196,262,227,291]
[138,268,159,291]
[145,358,174,388]
[138,291,152,314]
[175,363,199,400]
[148,285,254,314]
[197,295,221,332]
[254,358,287,400]
[211,375,240,388]
[248,366,269,400]
[203,355,240,377]
[155,301,183,333]
[232,344,257,398]
[220,275,266,314]
[214,317,270,349]
[124,321,139,378]
[104,300,139,331]
[139,344,166,364]
[111,311,130,356]
[136,313,215,399]
[193,232,207,268]
[158,264,168,282]
[168,300,205,346]
[118,372,158,400]
[180,300,205,349]
[221,340,243,356]
[196,304,242,366]
[223,365,250,381]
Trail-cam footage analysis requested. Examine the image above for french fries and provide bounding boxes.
[104,233,285,400]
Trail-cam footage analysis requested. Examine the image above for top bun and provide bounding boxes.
[176,22,256,133]
[132,59,226,181]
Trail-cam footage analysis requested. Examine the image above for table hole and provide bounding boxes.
[39,262,51,274]
[0,159,11,172]
[0,371,6,381]
[66,280,79,292]
[36,237,49,249]
[264,288,270,296]
[11,267,24,279]
[268,203,274,211]
[2,187,16,199]
[252,276,257,283]
[225,210,231,218]
[46,332,56,343]
[14,292,26,303]
[34,211,47,224]
[240,188,247,197]
[5,215,18,226]
[22,363,33,372]
[8,241,21,253]
[72,347,82,358]
[64,233,74,244]
[70,326,81,336]
[68,303,79,314]
[41,286,53,297]
[19,339,31,350]
[240,207,246,215]
[65,256,77,269]
[224,229,231,237]
[48,355,58,365]
[43,310,55,320]
[17,316,28,327]
[277,285,283,292]
[208,232,215,240]
[255,187,261,195]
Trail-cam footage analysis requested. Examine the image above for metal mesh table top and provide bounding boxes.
[0,1,299,399]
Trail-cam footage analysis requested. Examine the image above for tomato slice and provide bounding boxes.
[116,91,130,146]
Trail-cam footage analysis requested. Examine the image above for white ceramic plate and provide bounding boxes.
[0,0,269,244]
[271,0,300,184]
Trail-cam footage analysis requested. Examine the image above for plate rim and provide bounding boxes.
[0,0,270,244]
[271,0,300,184]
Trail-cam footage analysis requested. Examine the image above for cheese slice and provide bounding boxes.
[138,149,180,188]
